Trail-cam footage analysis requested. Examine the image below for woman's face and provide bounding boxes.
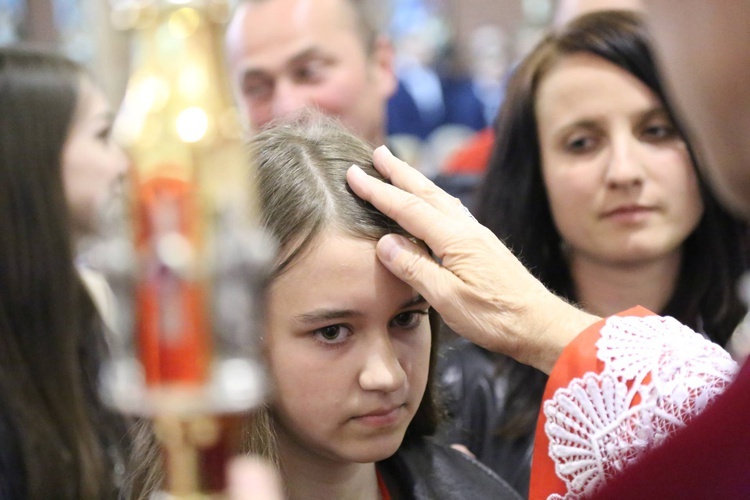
[266,230,431,465]
[62,79,128,236]
[536,53,703,267]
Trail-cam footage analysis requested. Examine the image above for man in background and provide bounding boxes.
[225,0,396,147]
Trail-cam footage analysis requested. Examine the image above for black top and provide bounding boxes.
[436,338,540,498]
[378,435,522,499]
[0,411,25,499]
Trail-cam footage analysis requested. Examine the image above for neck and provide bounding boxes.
[569,250,682,318]
[275,428,381,500]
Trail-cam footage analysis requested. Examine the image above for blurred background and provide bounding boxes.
[1,0,555,177]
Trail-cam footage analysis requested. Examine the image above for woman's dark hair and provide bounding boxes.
[0,46,127,498]
[474,10,750,437]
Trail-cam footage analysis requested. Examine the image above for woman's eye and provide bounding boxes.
[642,122,676,141]
[391,310,428,330]
[565,135,597,153]
[312,324,352,345]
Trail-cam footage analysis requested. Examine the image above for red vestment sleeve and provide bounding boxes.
[528,306,653,500]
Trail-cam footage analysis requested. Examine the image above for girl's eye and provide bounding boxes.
[96,124,113,143]
[391,310,429,330]
[312,324,352,345]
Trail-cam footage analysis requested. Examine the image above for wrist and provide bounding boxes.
[524,294,600,374]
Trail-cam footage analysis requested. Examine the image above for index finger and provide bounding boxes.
[372,145,467,218]
[347,164,459,259]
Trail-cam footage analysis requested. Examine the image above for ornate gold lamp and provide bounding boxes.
[94,0,272,495]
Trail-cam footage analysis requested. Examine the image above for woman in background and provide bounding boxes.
[437,10,750,497]
[0,46,129,498]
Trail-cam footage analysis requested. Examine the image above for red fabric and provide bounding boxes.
[590,356,750,499]
[376,469,391,500]
[528,306,654,500]
[442,128,495,175]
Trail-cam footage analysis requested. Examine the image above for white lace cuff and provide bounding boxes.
[543,315,738,499]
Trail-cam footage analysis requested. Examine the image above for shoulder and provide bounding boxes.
[379,437,522,499]
[437,337,512,422]
[438,338,498,392]
[436,338,502,434]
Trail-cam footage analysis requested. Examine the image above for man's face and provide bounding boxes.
[225,0,396,146]
[645,0,750,218]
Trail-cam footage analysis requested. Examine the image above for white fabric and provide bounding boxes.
[78,265,118,332]
[543,315,738,499]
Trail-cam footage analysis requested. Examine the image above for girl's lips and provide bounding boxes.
[352,405,404,427]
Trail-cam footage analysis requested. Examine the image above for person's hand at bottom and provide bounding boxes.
[228,457,283,500]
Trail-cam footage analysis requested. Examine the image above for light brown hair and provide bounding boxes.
[247,111,440,464]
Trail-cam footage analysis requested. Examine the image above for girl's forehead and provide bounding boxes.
[270,232,396,294]
[274,223,365,266]
[268,244,415,330]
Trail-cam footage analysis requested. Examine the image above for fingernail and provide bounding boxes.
[348,164,365,180]
[375,144,393,156]
[379,234,406,263]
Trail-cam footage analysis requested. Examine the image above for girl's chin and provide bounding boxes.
[335,432,406,464]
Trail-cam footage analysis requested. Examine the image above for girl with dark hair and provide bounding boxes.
[438,10,750,497]
[0,47,130,498]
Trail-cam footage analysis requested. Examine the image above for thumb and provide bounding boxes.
[376,234,461,308]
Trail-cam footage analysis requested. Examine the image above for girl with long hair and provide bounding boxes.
[0,46,130,498]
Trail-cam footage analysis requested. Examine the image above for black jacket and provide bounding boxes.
[378,436,522,499]
[0,412,25,499]
[436,339,543,499]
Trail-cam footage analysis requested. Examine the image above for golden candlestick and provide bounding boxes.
[94,0,273,495]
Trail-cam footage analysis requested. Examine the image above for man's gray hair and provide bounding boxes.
[348,0,393,49]
[232,0,393,50]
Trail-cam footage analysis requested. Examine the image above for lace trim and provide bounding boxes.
[543,315,737,499]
